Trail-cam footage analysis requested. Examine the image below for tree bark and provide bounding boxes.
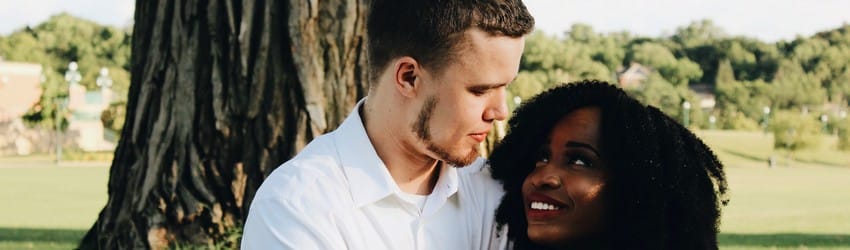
[79,0,368,248]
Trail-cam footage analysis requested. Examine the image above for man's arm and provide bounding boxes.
[241,197,345,249]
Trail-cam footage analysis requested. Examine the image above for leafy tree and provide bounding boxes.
[672,19,727,48]
[624,73,683,118]
[627,42,702,86]
[0,13,131,132]
[772,60,826,108]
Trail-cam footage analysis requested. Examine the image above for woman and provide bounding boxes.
[490,80,728,249]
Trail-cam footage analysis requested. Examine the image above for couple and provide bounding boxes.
[242,0,728,249]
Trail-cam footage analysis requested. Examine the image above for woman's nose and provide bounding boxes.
[531,166,563,189]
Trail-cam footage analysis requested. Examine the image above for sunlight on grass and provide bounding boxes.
[0,130,848,249]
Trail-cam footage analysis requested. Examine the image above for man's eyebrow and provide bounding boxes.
[467,76,518,90]
[565,141,601,157]
[467,82,509,91]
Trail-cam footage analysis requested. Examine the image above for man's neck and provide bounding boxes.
[362,96,442,195]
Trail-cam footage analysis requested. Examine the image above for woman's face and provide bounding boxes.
[522,106,608,248]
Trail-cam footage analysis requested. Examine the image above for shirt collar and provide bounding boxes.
[334,98,399,207]
[334,98,460,208]
[422,162,459,216]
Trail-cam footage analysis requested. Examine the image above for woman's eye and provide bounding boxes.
[535,148,550,167]
[567,156,592,167]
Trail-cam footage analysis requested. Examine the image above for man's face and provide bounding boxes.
[412,28,525,167]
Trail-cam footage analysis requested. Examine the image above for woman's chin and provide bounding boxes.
[527,226,568,248]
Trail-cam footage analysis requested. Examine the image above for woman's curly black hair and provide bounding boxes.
[490,80,729,249]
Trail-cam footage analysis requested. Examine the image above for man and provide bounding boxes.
[242,0,534,249]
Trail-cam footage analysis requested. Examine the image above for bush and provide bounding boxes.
[718,108,761,131]
[837,120,850,151]
[770,111,822,151]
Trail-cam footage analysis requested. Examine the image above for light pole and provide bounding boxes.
[762,106,771,133]
[682,101,691,127]
[96,67,112,89]
[58,61,81,165]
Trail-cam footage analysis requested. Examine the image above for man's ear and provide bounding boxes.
[394,56,419,98]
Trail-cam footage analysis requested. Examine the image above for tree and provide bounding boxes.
[0,13,132,131]
[79,0,368,248]
[627,42,702,86]
[671,19,727,48]
[772,60,826,109]
[715,59,744,110]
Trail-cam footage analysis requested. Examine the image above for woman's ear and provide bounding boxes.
[393,56,419,98]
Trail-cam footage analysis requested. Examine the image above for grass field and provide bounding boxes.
[0,165,108,250]
[0,130,848,249]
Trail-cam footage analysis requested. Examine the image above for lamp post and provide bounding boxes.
[58,61,81,165]
[762,106,771,133]
[682,101,691,127]
[96,67,112,89]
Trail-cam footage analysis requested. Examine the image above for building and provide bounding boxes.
[616,62,652,88]
[0,59,42,122]
[689,83,717,110]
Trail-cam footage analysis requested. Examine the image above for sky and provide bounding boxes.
[1,0,849,42]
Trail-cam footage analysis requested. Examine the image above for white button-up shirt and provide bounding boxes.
[242,100,507,250]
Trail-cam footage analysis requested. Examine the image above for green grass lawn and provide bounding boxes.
[0,165,108,249]
[0,130,848,249]
[697,130,850,249]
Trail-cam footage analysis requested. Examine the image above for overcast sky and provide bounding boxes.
[1,0,849,42]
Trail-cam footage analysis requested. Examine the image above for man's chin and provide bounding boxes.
[443,149,480,167]
[425,141,480,167]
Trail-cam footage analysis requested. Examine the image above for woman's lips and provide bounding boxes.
[525,193,568,220]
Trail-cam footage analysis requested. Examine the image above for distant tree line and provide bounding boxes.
[511,20,850,151]
[2,16,848,151]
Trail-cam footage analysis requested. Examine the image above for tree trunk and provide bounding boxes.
[79,0,368,248]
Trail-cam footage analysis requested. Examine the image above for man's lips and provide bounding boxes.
[469,131,490,142]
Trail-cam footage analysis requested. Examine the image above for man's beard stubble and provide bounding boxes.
[412,96,480,167]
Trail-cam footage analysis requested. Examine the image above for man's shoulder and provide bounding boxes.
[457,158,504,204]
[457,157,500,186]
[252,135,349,205]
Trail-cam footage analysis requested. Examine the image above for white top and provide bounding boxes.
[397,192,429,214]
[241,99,508,250]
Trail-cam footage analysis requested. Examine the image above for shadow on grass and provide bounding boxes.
[720,233,850,247]
[721,148,768,163]
[0,227,85,245]
[720,148,849,168]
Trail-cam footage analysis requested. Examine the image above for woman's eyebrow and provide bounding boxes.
[565,141,601,157]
